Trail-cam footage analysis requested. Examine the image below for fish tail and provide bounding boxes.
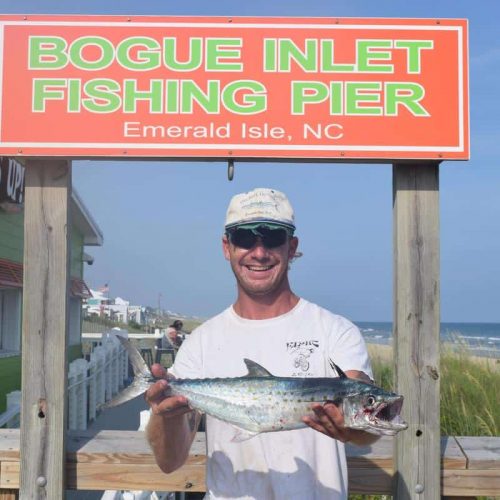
[115,335,153,379]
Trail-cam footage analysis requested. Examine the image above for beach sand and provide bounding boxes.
[366,342,499,370]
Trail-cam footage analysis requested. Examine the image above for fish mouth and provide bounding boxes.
[367,397,408,435]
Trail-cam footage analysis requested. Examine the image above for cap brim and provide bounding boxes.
[225,220,295,232]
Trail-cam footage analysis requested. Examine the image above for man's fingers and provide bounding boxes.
[303,403,350,443]
[313,405,344,439]
[322,403,345,427]
[145,379,191,417]
[302,415,330,437]
[151,363,167,378]
[153,396,191,417]
[145,380,169,404]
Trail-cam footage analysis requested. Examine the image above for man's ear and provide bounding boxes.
[288,236,299,260]
[222,234,231,261]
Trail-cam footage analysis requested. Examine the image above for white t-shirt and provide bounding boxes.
[171,298,372,500]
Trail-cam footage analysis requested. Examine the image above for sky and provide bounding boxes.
[2,1,499,322]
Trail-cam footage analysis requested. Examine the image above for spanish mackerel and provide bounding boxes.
[106,336,407,440]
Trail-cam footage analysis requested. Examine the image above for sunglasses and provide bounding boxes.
[227,226,290,249]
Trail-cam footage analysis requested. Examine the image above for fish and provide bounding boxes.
[106,336,408,441]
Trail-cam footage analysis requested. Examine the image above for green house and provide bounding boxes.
[0,183,103,413]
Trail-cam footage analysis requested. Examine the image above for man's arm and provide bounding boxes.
[302,369,380,446]
[145,365,201,473]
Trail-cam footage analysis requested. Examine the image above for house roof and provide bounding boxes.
[0,258,91,298]
[71,189,103,246]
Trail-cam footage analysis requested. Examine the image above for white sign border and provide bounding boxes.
[0,20,468,155]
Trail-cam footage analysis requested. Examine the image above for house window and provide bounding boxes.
[0,288,22,354]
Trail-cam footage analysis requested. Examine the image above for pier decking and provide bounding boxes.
[0,430,498,497]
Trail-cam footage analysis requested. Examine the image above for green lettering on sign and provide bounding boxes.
[69,36,114,70]
[357,40,393,73]
[385,82,429,116]
[222,81,267,114]
[291,82,328,114]
[29,36,68,69]
[116,37,161,70]
[32,79,66,111]
[206,39,242,71]
[394,40,434,73]
[83,79,122,113]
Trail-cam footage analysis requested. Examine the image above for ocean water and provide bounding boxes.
[356,321,500,358]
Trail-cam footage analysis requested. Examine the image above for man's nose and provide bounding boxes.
[249,237,269,256]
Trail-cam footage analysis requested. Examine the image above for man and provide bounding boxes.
[146,188,376,499]
[164,320,184,349]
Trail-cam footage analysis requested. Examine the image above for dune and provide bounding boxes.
[366,342,499,370]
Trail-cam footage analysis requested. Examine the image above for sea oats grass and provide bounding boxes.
[349,345,499,500]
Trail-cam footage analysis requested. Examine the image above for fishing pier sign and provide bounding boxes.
[0,16,468,160]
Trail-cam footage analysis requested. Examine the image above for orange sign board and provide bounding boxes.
[0,15,469,160]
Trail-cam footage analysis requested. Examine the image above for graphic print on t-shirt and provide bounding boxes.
[286,340,320,376]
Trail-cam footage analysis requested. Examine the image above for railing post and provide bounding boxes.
[112,339,120,395]
[92,346,106,406]
[88,356,97,422]
[6,391,21,428]
[119,342,128,388]
[104,341,113,402]
[73,359,88,430]
[68,364,77,430]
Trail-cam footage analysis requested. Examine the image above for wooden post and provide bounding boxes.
[393,163,440,499]
[20,160,71,498]
[0,491,18,500]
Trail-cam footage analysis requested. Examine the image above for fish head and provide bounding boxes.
[342,387,408,436]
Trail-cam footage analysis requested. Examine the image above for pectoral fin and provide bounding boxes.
[230,426,260,443]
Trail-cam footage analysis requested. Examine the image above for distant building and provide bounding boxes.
[84,290,112,317]
[127,305,146,325]
[84,292,147,326]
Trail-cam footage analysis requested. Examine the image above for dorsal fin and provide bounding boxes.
[243,359,274,377]
[329,359,347,379]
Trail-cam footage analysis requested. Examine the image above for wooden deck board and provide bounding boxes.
[442,469,500,497]
[1,430,498,495]
[455,436,500,469]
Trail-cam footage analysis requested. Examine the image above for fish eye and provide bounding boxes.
[367,395,376,406]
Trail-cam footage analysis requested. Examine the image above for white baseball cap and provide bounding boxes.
[225,188,295,232]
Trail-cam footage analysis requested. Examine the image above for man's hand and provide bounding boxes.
[145,364,200,474]
[145,363,191,418]
[302,369,379,446]
[302,402,373,444]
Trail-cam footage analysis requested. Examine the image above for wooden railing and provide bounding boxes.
[0,430,498,498]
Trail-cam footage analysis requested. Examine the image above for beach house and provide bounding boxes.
[0,157,103,413]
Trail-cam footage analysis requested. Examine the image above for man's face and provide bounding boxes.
[222,228,299,297]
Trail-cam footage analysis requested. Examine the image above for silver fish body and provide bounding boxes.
[107,337,407,439]
[169,374,405,436]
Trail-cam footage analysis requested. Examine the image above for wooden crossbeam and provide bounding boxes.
[1,431,499,496]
